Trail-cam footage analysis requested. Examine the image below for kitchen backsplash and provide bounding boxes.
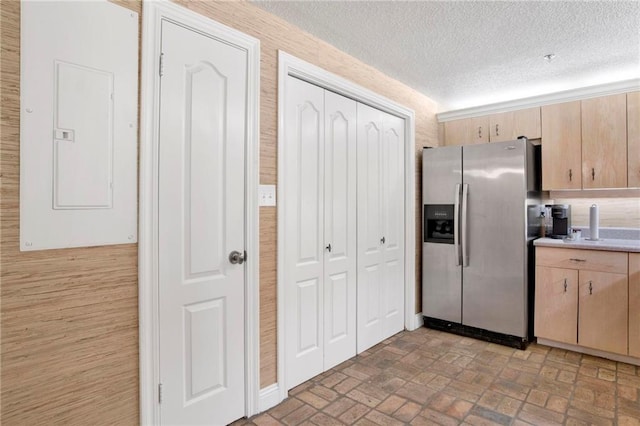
[548,197,640,228]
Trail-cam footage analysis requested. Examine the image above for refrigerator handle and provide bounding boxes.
[461,183,469,267]
[454,183,461,266]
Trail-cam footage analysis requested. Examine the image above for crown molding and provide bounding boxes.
[438,78,640,122]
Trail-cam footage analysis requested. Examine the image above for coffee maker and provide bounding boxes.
[548,204,571,239]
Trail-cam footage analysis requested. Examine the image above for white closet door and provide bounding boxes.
[357,103,386,352]
[381,114,405,340]
[323,91,357,370]
[284,77,325,389]
[357,103,406,352]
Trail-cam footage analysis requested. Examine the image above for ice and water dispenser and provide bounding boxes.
[423,205,455,244]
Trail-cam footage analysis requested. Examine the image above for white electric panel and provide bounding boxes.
[20,1,138,251]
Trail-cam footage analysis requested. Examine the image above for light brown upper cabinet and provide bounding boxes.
[444,116,490,146]
[628,91,640,188]
[541,101,582,190]
[581,94,628,189]
[488,107,541,142]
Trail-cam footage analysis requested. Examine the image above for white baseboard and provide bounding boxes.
[413,313,424,330]
[258,383,283,413]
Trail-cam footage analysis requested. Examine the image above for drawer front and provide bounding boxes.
[536,247,628,274]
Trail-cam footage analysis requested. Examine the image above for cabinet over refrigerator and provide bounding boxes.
[422,138,541,348]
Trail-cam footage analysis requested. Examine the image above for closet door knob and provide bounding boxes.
[326,243,332,252]
[380,236,386,244]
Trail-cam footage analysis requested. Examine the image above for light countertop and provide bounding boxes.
[534,237,640,253]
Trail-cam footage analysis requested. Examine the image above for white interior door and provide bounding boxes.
[357,103,405,352]
[357,103,385,352]
[158,20,247,426]
[323,91,357,370]
[284,76,325,389]
[381,114,405,339]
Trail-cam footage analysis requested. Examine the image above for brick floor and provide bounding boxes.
[233,327,640,425]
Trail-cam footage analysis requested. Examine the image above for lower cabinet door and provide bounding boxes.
[535,266,578,344]
[578,270,628,355]
[630,253,640,358]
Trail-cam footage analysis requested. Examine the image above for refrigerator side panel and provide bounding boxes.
[422,147,462,323]
[461,140,528,337]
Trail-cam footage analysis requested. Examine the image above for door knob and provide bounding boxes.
[380,236,386,244]
[229,250,246,265]
[326,243,332,252]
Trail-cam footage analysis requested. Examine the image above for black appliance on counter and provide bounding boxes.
[548,204,571,239]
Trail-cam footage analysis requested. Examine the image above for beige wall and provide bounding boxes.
[0,0,439,423]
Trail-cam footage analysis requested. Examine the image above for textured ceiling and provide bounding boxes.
[251,0,640,111]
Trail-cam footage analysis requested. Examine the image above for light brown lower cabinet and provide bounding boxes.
[578,270,628,355]
[535,247,634,358]
[630,253,640,358]
[535,266,578,344]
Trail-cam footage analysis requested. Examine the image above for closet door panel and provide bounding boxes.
[284,77,325,389]
[357,103,385,352]
[382,114,405,338]
[323,91,357,369]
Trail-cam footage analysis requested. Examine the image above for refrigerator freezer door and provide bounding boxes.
[462,140,528,337]
[422,146,462,323]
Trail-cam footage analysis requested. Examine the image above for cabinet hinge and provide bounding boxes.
[159,53,164,77]
[158,383,163,404]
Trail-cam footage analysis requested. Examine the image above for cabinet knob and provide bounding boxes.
[591,168,595,181]
[495,124,499,136]
[563,278,567,292]
[589,281,593,295]
[569,169,572,182]
[478,126,482,138]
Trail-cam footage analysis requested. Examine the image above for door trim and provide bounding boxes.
[276,51,417,402]
[138,1,260,424]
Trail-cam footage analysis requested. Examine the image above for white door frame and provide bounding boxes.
[277,51,418,402]
[138,1,260,424]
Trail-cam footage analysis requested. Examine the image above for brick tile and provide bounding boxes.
[526,389,549,407]
[566,408,614,426]
[428,392,456,411]
[464,414,504,426]
[376,395,406,415]
[558,369,577,383]
[297,391,330,409]
[252,413,282,426]
[323,398,356,417]
[321,372,347,388]
[598,368,616,381]
[338,402,370,424]
[356,382,389,401]
[540,365,559,380]
[282,404,318,426]
[496,395,522,417]
[346,388,382,408]
[518,402,565,425]
[425,374,451,391]
[410,371,436,385]
[392,401,422,422]
[469,405,512,425]
[270,398,304,419]
[618,384,639,401]
[489,379,529,400]
[309,412,344,426]
[364,409,404,426]
[417,407,459,426]
[477,390,503,410]
[569,399,615,419]
[446,399,473,420]
[546,395,568,413]
[618,415,640,426]
[380,377,405,393]
[334,377,361,394]
[395,382,436,405]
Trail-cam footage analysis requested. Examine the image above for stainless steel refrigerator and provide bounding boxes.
[422,138,541,347]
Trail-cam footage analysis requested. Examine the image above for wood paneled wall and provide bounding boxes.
[1,0,439,422]
[1,1,141,424]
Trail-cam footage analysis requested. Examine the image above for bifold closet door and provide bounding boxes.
[357,103,405,353]
[323,91,357,370]
[284,76,357,389]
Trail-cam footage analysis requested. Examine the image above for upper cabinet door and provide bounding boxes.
[581,94,628,189]
[444,116,489,146]
[628,91,640,188]
[489,107,541,142]
[541,101,582,190]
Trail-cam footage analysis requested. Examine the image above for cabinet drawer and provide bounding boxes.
[536,247,628,273]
